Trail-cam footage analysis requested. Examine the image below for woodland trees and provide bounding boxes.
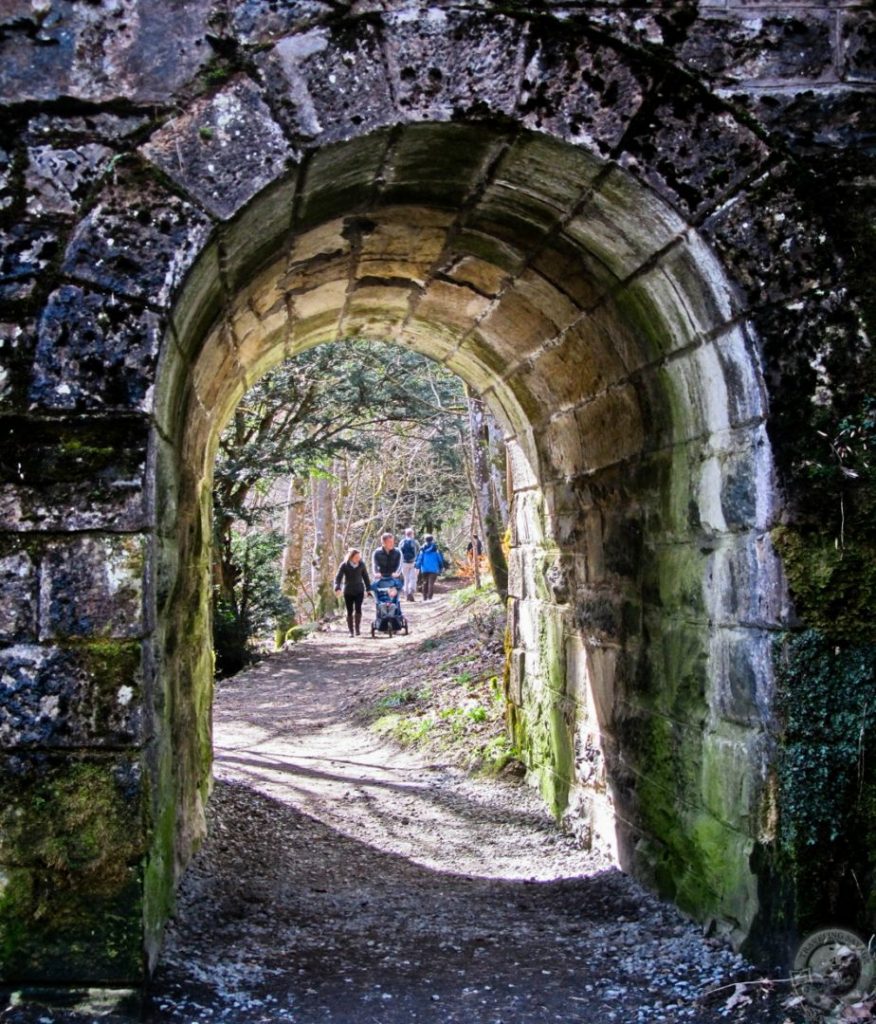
[212,340,510,674]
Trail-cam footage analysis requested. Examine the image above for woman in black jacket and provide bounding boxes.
[334,548,371,637]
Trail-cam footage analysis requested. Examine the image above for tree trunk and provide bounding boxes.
[486,413,509,526]
[311,471,337,619]
[466,387,509,602]
[281,476,307,621]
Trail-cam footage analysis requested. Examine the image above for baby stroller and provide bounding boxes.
[370,576,409,638]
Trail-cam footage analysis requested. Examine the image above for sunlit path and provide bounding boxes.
[145,595,788,1024]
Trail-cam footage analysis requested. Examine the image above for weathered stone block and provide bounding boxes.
[566,167,686,280]
[289,282,345,346]
[576,385,644,474]
[619,80,771,220]
[0,417,150,533]
[841,11,876,82]
[0,753,146,983]
[38,535,147,641]
[540,410,585,480]
[355,207,451,284]
[450,228,526,279]
[191,325,245,415]
[62,173,214,309]
[479,290,562,365]
[0,223,59,303]
[341,283,411,338]
[573,585,624,645]
[519,22,649,153]
[0,641,143,747]
[0,863,144,984]
[704,532,791,630]
[223,175,298,293]
[260,21,395,144]
[168,239,224,365]
[518,320,629,420]
[712,323,768,428]
[642,543,708,623]
[25,143,113,217]
[295,131,390,228]
[141,77,293,221]
[0,321,35,413]
[702,165,838,308]
[677,343,736,443]
[0,0,213,104]
[26,111,149,145]
[677,11,835,83]
[230,0,334,43]
[724,87,876,160]
[0,145,13,211]
[30,285,161,412]
[530,238,610,310]
[708,627,773,727]
[700,730,759,830]
[382,123,504,209]
[414,280,492,334]
[0,549,37,642]
[383,8,525,122]
[467,132,602,249]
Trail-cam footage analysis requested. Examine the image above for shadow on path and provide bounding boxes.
[144,593,790,1024]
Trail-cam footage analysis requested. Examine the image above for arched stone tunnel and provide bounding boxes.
[0,0,873,988]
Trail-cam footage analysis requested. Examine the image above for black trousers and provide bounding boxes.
[344,592,364,633]
[421,572,438,600]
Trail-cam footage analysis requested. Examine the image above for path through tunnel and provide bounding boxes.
[147,122,780,981]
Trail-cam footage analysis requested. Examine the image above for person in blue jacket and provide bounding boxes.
[414,534,445,601]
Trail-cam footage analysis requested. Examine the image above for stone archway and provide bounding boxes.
[151,122,779,977]
[0,0,872,989]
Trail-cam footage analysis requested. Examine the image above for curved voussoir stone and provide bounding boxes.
[676,8,836,87]
[702,166,841,309]
[518,18,651,154]
[618,76,771,222]
[140,76,295,221]
[382,7,527,122]
[62,169,214,310]
[258,20,396,145]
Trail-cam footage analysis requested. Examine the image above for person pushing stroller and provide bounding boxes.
[369,533,407,638]
[372,531,402,580]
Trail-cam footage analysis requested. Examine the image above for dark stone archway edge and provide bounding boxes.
[0,0,874,991]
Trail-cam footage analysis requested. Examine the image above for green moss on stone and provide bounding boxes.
[0,759,145,881]
[773,527,876,642]
[0,757,147,984]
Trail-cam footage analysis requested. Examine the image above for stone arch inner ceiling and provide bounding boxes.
[154,123,779,963]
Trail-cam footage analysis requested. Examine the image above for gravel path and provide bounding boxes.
[141,593,794,1024]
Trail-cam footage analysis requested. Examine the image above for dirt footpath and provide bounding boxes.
[140,592,794,1024]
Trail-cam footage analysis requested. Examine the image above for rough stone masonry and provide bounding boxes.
[0,0,874,989]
